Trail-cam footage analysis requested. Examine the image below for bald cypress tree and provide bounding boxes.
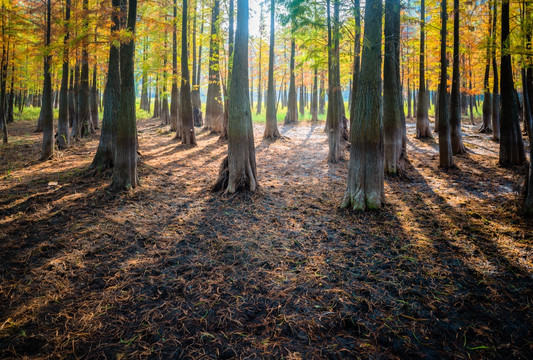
[263,0,280,139]
[341,0,383,210]
[205,0,224,132]
[178,0,196,145]
[213,0,257,193]
[41,0,53,160]
[383,0,405,175]
[438,0,454,168]
[112,0,138,190]
[450,0,466,154]
[416,0,432,138]
[499,0,525,166]
[57,0,71,150]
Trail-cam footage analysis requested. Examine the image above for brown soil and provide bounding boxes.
[0,117,532,359]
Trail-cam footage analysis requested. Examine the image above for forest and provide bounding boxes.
[0,0,532,358]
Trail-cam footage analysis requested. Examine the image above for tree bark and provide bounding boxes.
[492,0,500,141]
[326,0,344,163]
[416,0,432,138]
[57,0,71,150]
[1,9,7,143]
[311,67,318,122]
[213,0,257,193]
[112,0,138,190]
[90,0,121,172]
[284,30,298,124]
[263,0,280,139]
[480,0,492,134]
[498,0,525,166]
[78,0,90,137]
[205,0,224,132]
[319,71,325,114]
[450,0,465,154]
[170,0,180,134]
[41,0,54,160]
[383,0,405,175]
[178,0,196,145]
[438,0,454,168]
[349,0,360,125]
[341,0,383,210]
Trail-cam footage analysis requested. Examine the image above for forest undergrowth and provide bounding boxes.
[0,117,532,359]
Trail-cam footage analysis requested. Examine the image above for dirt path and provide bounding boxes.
[0,118,532,359]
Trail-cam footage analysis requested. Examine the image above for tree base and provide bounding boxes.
[212,155,257,194]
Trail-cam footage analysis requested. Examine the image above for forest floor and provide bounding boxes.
[0,116,532,360]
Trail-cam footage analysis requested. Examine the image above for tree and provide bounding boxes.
[480,0,493,133]
[170,0,180,134]
[213,0,257,193]
[491,0,500,141]
[263,0,280,139]
[349,0,360,125]
[284,22,298,124]
[438,0,454,169]
[57,0,71,150]
[416,0,432,138]
[325,0,344,163]
[449,0,465,154]
[256,5,264,115]
[77,0,90,138]
[41,0,53,160]
[341,0,383,210]
[383,0,405,175]
[498,0,525,166]
[90,0,122,172]
[178,0,196,145]
[112,0,138,190]
[205,0,224,132]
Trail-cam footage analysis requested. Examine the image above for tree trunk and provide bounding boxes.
[205,0,224,132]
[112,0,138,190]
[341,0,383,210]
[349,0,360,125]
[450,0,465,154]
[213,0,257,193]
[153,79,160,118]
[140,39,149,111]
[263,0,280,139]
[90,0,121,172]
[326,0,344,163]
[319,71,325,114]
[161,34,170,125]
[383,0,404,175]
[438,0,454,168]
[220,0,234,139]
[481,1,492,134]
[416,0,431,138]
[407,79,412,119]
[41,0,54,160]
[256,8,263,116]
[57,0,71,150]
[178,0,196,145]
[525,65,533,214]
[285,31,298,124]
[311,67,318,122]
[78,0,90,138]
[499,0,525,166]
[170,0,180,134]
[68,68,76,128]
[192,3,204,126]
[492,0,500,141]
[0,11,7,143]
[90,63,99,130]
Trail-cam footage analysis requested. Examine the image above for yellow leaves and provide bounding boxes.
[0,0,11,10]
